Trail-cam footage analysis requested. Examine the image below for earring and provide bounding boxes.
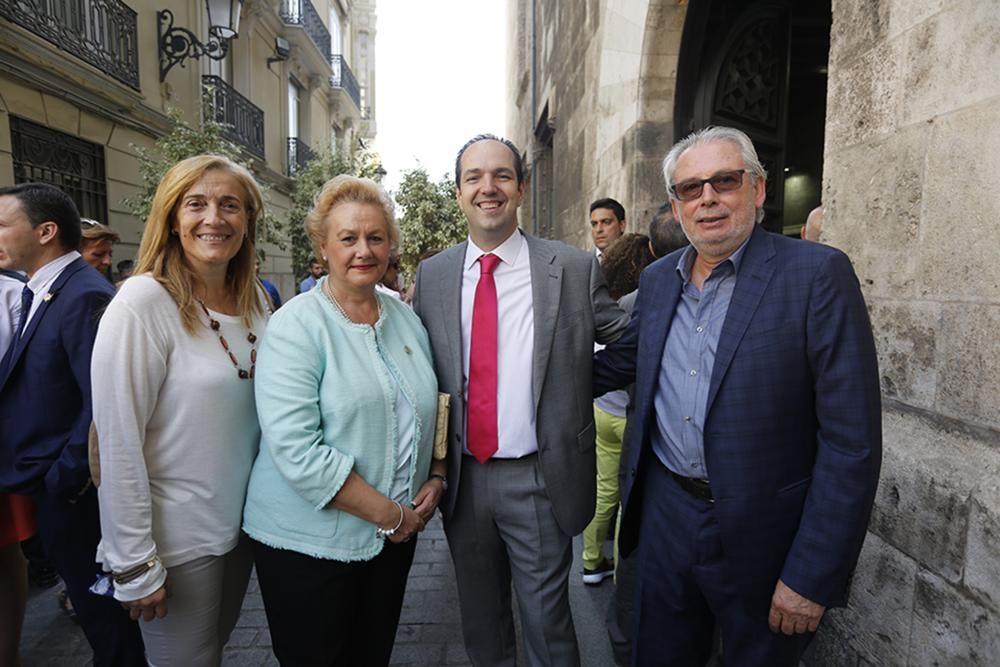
[322,256,327,261]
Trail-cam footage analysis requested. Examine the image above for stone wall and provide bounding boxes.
[809,0,1000,664]
[506,1,687,247]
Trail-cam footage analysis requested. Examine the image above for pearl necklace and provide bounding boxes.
[322,282,381,325]
[198,301,258,379]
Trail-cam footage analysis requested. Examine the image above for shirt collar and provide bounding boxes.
[26,251,80,295]
[675,229,753,283]
[464,229,525,271]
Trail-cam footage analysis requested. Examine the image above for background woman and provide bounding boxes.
[79,219,119,281]
[243,175,443,666]
[92,155,270,665]
[583,233,655,584]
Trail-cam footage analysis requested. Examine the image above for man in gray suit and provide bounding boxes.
[413,134,628,666]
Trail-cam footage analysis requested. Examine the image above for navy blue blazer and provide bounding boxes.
[0,257,115,500]
[594,225,882,608]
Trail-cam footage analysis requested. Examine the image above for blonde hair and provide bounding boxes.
[80,219,120,246]
[134,155,265,334]
[305,175,399,265]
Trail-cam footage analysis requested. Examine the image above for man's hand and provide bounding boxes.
[410,477,445,524]
[122,583,168,622]
[768,579,825,635]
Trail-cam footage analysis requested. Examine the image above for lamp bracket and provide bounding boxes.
[158,9,231,82]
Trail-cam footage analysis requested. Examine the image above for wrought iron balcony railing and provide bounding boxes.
[279,0,330,60]
[287,137,316,176]
[203,76,265,159]
[330,54,361,110]
[0,0,140,90]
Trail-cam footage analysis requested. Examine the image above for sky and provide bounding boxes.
[373,0,508,194]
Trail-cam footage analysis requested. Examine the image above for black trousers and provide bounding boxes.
[35,487,147,667]
[250,535,417,667]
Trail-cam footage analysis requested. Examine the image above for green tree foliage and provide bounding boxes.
[395,168,465,279]
[286,150,355,278]
[285,140,385,278]
[123,105,284,251]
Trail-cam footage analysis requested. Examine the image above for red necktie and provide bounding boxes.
[468,254,501,463]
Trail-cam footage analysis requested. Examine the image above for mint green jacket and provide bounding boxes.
[243,281,438,561]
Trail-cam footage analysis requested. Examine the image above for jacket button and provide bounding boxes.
[630,468,637,477]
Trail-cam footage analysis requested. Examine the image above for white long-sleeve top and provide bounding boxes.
[92,275,267,601]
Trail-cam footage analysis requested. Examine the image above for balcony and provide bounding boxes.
[0,0,140,90]
[330,54,361,110]
[287,137,316,176]
[279,0,329,59]
[203,76,265,159]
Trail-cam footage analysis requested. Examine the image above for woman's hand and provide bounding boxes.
[386,504,425,544]
[122,582,168,621]
[411,477,446,524]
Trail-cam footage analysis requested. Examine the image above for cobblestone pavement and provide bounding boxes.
[20,515,616,666]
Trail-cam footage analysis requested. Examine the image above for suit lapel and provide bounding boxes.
[705,226,776,414]
[636,261,682,414]
[438,242,468,392]
[525,235,561,409]
[2,258,87,384]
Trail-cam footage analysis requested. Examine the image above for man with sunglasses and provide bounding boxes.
[594,126,882,666]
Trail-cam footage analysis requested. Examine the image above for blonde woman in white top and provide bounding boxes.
[92,155,270,666]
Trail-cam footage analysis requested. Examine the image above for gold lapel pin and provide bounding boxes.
[42,293,53,302]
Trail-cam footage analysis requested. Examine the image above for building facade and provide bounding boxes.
[0,0,376,298]
[507,1,1000,664]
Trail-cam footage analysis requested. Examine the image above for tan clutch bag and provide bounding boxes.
[434,393,450,460]
[88,421,101,487]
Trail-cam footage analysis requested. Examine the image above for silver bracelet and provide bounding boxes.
[376,500,404,539]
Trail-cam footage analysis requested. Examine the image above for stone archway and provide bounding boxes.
[630,1,691,226]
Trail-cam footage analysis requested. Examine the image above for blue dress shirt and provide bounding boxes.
[651,238,749,479]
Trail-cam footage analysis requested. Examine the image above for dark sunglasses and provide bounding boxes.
[671,169,748,202]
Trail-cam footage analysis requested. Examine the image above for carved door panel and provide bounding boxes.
[694,4,790,234]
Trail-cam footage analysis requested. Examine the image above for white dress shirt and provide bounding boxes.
[23,251,81,330]
[461,230,537,458]
[0,272,25,357]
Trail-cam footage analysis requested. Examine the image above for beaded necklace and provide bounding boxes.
[198,300,258,379]
[323,281,381,325]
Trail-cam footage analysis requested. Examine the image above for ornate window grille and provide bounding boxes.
[0,0,140,90]
[287,137,316,176]
[330,54,361,109]
[203,76,266,159]
[279,0,330,58]
[10,116,108,222]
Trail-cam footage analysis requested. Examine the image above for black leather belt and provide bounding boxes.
[666,468,714,502]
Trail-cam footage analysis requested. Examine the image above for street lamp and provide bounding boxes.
[158,0,244,81]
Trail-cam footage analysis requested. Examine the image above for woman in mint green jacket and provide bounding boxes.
[243,176,444,666]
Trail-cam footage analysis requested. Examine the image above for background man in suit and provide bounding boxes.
[594,126,882,666]
[646,202,690,262]
[0,183,145,665]
[589,197,626,261]
[413,134,628,666]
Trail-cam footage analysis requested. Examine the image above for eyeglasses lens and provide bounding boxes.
[674,170,746,201]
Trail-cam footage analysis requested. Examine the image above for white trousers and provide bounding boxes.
[139,536,253,666]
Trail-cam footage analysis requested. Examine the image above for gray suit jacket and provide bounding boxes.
[413,233,629,536]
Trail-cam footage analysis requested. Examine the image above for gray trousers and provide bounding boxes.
[446,454,581,667]
[139,536,253,666]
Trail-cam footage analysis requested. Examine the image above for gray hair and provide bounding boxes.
[662,126,768,223]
